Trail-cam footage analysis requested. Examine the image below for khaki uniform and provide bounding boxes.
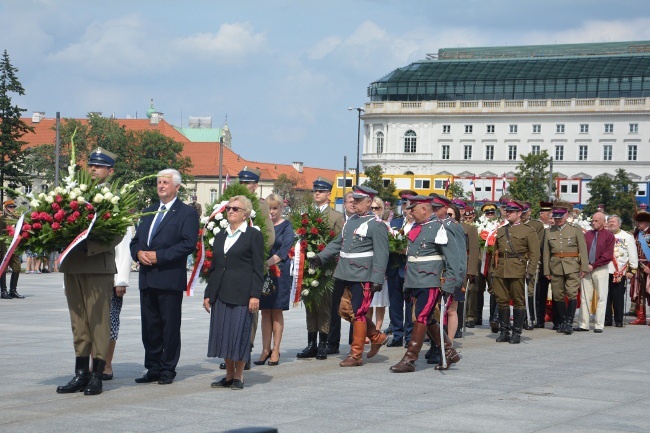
[462,222,480,322]
[543,224,589,301]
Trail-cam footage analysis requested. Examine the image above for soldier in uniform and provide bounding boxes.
[542,201,589,334]
[57,148,123,396]
[389,195,462,372]
[312,185,389,367]
[190,195,202,220]
[451,199,479,336]
[296,177,344,360]
[534,201,554,328]
[630,210,650,325]
[521,201,545,330]
[0,200,23,299]
[491,200,540,344]
[476,202,501,332]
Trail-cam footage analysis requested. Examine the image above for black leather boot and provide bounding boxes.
[84,358,105,395]
[495,308,511,342]
[1,273,10,299]
[425,328,442,364]
[564,299,577,335]
[296,332,317,358]
[555,301,566,333]
[510,309,526,344]
[489,295,499,333]
[56,356,91,393]
[316,332,328,360]
[9,272,23,298]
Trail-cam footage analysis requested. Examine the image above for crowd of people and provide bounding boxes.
[3,150,649,394]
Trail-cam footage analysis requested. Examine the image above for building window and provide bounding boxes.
[560,185,568,193]
[464,125,473,134]
[404,130,416,153]
[508,145,517,160]
[532,124,541,134]
[376,131,384,154]
[414,179,431,189]
[509,124,518,134]
[210,189,218,203]
[442,125,451,134]
[578,145,588,161]
[531,145,540,155]
[487,124,495,134]
[485,145,494,160]
[555,145,564,161]
[41,184,49,192]
[383,179,391,187]
[556,124,565,134]
[604,123,613,133]
[337,178,353,188]
[580,124,589,133]
[24,184,32,194]
[572,184,579,193]
[628,144,638,161]
[630,123,639,133]
[637,186,646,197]
[434,179,445,189]
[442,145,450,160]
[603,145,612,161]
[464,145,472,160]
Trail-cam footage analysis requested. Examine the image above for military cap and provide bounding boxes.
[539,201,554,212]
[521,201,532,212]
[88,147,117,167]
[406,195,433,209]
[464,205,476,216]
[498,194,513,205]
[431,193,451,208]
[238,166,261,183]
[634,210,650,223]
[312,177,334,191]
[481,203,497,214]
[398,189,417,199]
[504,200,525,212]
[551,201,572,218]
[451,199,467,209]
[352,185,377,199]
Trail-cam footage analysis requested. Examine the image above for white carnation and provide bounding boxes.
[79,184,88,192]
[306,251,316,259]
[93,193,104,203]
[250,210,256,218]
[219,219,228,228]
[30,200,40,208]
[209,238,214,246]
[69,191,77,200]
[101,187,110,194]
[213,227,220,235]
[73,188,82,196]
[110,196,120,205]
[206,221,215,230]
[215,213,224,220]
[302,289,310,297]
[103,192,113,200]
[311,280,319,288]
[77,196,86,204]
[200,216,209,225]
[45,196,54,204]
[308,268,316,275]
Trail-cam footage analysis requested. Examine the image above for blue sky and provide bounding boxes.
[2,0,650,171]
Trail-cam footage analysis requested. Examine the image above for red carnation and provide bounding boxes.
[51,202,61,211]
[296,227,307,236]
[70,201,79,210]
[316,218,323,223]
[31,211,40,220]
[66,216,76,224]
[318,243,326,251]
[20,231,29,239]
[86,203,94,211]
[7,226,15,236]
[102,212,111,220]
[205,250,213,259]
[311,227,319,235]
[54,210,65,222]
[288,247,295,259]
[73,211,81,218]
[203,260,212,269]
[22,224,32,231]
[301,219,309,226]
[198,229,203,236]
[51,222,61,230]
[300,240,308,249]
[32,223,42,230]
[55,194,63,203]
[88,214,95,221]
[39,211,49,220]
[329,230,336,237]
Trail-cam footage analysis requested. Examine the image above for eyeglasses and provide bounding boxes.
[446,212,454,217]
[225,206,244,213]
[371,206,381,210]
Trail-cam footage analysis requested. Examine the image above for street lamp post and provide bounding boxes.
[348,107,364,186]
[218,129,224,196]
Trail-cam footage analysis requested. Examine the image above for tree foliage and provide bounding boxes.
[585,169,637,229]
[362,165,396,204]
[0,50,34,203]
[508,150,553,218]
[449,181,469,201]
[273,173,309,209]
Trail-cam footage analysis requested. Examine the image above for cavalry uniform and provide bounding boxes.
[491,201,540,344]
[316,186,389,367]
[0,200,22,299]
[390,196,462,373]
[542,204,589,334]
[630,211,650,325]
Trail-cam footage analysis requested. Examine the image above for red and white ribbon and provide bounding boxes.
[289,240,305,307]
[58,213,98,267]
[0,213,25,276]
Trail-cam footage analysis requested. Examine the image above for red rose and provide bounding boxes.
[316,218,323,223]
[300,240,308,249]
[51,222,61,230]
[31,211,40,220]
[318,243,326,251]
[55,194,63,203]
[73,211,81,218]
[205,250,213,259]
[88,214,95,221]
[311,227,319,235]
[39,211,49,220]
[86,203,94,211]
[297,227,306,236]
[70,201,79,210]
[203,260,212,269]
[32,223,42,230]
[20,231,29,239]
[66,216,76,224]
[329,230,336,237]
[301,219,309,226]
[102,212,111,220]
[51,202,61,211]
[7,226,15,236]
[54,210,65,222]
[288,246,295,259]
[22,224,32,231]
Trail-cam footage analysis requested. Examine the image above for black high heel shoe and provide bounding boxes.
[253,351,272,366]
[268,351,280,366]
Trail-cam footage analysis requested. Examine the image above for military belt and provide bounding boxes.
[407,255,445,263]
[498,252,521,258]
[552,252,580,258]
[340,251,373,258]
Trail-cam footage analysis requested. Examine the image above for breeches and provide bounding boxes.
[408,287,442,326]
[338,281,374,323]
[550,272,580,301]
[306,292,331,333]
[492,276,526,309]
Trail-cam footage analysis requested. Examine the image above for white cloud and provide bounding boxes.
[522,18,650,45]
[307,36,343,60]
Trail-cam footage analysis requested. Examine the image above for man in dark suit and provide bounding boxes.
[130,168,199,385]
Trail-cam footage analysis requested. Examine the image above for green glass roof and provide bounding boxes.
[174,127,223,142]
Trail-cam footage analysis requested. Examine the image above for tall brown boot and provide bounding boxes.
[429,322,461,370]
[630,301,647,325]
[340,321,365,367]
[366,319,388,358]
[390,322,427,373]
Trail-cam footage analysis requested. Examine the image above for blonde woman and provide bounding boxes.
[369,197,390,333]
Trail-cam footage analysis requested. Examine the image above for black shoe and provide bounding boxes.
[573,327,589,332]
[297,332,318,359]
[604,321,613,327]
[624,311,636,317]
[1,291,11,299]
[83,358,105,396]
[56,356,91,394]
[219,362,226,370]
[41,269,50,273]
[9,290,24,299]
[466,321,475,328]
[615,322,623,328]
[593,329,603,334]
[100,373,113,381]
[231,379,244,390]
[244,361,251,371]
[253,352,271,366]
[316,332,328,360]
[158,376,174,385]
[326,344,340,355]
[211,378,233,388]
[135,372,160,383]
[426,346,442,365]
[387,338,403,347]
[454,329,462,339]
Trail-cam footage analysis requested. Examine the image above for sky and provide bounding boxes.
[2,0,650,172]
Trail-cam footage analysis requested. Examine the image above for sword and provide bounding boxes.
[624,277,629,328]
[439,292,447,370]
[462,275,470,333]
[524,278,532,327]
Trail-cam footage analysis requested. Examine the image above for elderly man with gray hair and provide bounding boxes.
[606,215,638,327]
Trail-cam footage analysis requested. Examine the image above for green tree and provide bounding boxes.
[448,181,469,201]
[362,165,396,204]
[273,173,308,208]
[508,150,553,218]
[585,169,637,228]
[0,50,34,203]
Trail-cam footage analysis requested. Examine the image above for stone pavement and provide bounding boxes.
[1,272,650,433]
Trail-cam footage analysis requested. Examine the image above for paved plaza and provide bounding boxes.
[1,272,650,433]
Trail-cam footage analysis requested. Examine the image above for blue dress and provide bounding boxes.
[260,219,295,310]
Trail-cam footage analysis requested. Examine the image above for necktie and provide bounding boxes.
[408,223,422,242]
[148,205,166,245]
[589,231,598,264]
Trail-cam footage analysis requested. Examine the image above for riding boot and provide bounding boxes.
[296,332,318,358]
[489,294,499,333]
[9,272,23,298]
[510,309,526,344]
[495,308,511,342]
[555,301,566,333]
[56,356,91,393]
[84,358,105,396]
[428,322,461,370]
[316,332,328,360]
[455,301,464,338]
[0,273,10,299]
[340,321,365,367]
[366,319,388,358]
[390,322,427,373]
[630,301,647,325]
[564,299,577,335]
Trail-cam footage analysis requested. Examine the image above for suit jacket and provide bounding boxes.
[204,226,264,306]
[543,223,589,276]
[130,199,199,291]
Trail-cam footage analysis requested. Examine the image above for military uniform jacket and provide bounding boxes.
[445,218,467,289]
[322,206,344,235]
[317,214,388,285]
[493,222,540,278]
[543,224,589,276]
[60,237,122,274]
[462,221,480,276]
[404,218,463,294]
